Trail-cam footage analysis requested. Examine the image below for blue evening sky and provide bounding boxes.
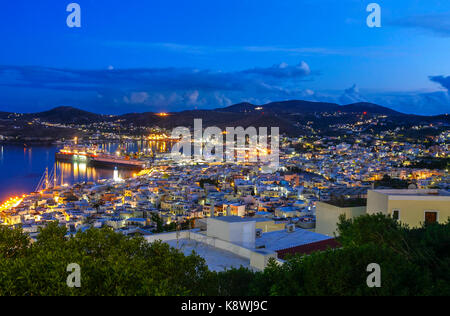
[0,0,449,114]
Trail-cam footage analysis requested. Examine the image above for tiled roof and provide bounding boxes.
[276,238,341,259]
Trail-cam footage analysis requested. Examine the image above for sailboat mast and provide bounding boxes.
[45,167,49,190]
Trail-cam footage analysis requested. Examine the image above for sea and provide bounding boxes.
[0,141,169,202]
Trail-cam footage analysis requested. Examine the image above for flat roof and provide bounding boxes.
[253,218,274,222]
[257,228,332,252]
[277,239,341,259]
[209,216,255,223]
[371,189,450,197]
[166,239,251,272]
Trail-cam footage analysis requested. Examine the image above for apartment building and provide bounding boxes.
[315,200,367,237]
[367,189,450,228]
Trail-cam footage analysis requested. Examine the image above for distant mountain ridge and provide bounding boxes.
[218,100,403,115]
[1,101,448,135]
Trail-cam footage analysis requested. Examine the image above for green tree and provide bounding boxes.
[150,213,164,233]
[336,213,412,258]
[0,224,212,296]
[296,244,430,296]
[0,225,30,259]
[1,214,448,296]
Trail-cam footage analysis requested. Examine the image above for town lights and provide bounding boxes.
[0,196,24,212]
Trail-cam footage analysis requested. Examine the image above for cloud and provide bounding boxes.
[107,41,401,58]
[0,65,447,116]
[393,13,450,37]
[0,62,315,113]
[339,84,366,104]
[429,75,450,91]
[243,61,311,79]
[366,90,450,115]
[307,82,449,116]
[106,41,350,56]
[186,90,200,105]
[124,92,150,104]
[0,64,311,93]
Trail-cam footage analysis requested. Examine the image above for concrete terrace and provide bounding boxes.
[166,239,251,272]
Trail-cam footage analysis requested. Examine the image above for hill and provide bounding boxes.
[3,101,447,136]
[339,102,404,115]
[0,111,13,119]
[219,100,407,116]
[26,106,107,124]
[220,100,338,114]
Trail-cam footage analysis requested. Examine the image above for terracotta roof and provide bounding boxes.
[276,238,341,259]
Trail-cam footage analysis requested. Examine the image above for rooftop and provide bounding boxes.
[209,216,255,223]
[166,239,251,272]
[256,228,332,252]
[371,189,450,197]
[277,239,341,259]
[322,198,367,208]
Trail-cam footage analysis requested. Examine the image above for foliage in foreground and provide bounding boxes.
[0,214,448,296]
[211,214,449,296]
[0,223,210,296]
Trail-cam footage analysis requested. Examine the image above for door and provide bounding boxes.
[425,211,437,224]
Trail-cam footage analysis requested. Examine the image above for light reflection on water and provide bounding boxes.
[0,141,171,201]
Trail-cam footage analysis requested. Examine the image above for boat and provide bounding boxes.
[55,145,148,170]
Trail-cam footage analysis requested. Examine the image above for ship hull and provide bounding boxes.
[89,159,146,170]
[55,153,146,170]
[55,153,74,163]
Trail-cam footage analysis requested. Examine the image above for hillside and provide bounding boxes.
[26,106,107,124]
[219,100,338,114]
[2,101,447,137]
[0,111,12,119]
[339,102,404,115]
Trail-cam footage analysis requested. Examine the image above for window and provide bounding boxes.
[425,211,438,224]
[392,210,400,221]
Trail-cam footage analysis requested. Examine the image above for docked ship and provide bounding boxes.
[55,146,148,170]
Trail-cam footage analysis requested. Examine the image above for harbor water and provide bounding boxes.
[0,141,170,202]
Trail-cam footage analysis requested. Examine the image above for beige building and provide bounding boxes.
[315,201,367,237]
[207,217,256,248]
[222,203,246,217]
[254,218,287,232]
[367,189,450,228]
